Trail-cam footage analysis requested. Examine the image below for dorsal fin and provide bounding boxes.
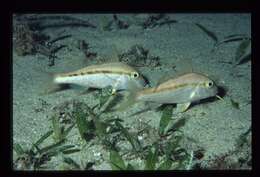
[155,56,193,86]
[108,44,121,63]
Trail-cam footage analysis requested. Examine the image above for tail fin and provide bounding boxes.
[114,80,142,111]
[33,68,69,95]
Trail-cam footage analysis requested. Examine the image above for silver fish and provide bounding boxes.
[44,62,146,94]
[120,72,218,112]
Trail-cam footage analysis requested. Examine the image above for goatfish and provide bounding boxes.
[42,62,147,94]
[118,72,218,112]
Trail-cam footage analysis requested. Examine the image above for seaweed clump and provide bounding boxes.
[141,14,178,29]
[13,20,49,56]
[13,14,96,66]
[119,44,161,67]
[13,17,61,66]
[108,105,193,170]
[77,40,97,59]
[13,130,80,170]
[100,14,129,31]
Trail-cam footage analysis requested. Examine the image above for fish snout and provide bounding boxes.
[212,84,219,96]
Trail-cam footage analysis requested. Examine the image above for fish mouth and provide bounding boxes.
[207,86,218,99]
[214,85,219,96]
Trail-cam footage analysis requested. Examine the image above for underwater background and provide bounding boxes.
[13,14,251,170]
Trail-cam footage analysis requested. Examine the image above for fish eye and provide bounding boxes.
[206,81,214,88]
[131,72,139,78]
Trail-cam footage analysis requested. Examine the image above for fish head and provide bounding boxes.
[189,75,218,101]
[128,71,147,88]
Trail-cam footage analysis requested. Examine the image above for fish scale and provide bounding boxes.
[46,62,146,94]
[137,73,218,111]
[57,62,137,77]
[119,72,218,112]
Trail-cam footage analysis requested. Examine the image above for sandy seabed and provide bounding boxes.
[13,14,251,170]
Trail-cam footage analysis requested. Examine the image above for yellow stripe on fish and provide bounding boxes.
[43,62,146,94]
[56,62,139,78]
[117,72,218,112]
[138,73,214,94]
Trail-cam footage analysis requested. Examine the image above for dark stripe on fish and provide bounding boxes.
[153,82,206,93]
[65,70,131,77]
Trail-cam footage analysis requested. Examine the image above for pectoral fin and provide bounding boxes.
[176,102,191,112]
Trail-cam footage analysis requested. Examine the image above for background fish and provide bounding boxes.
[43,62,146,94]
[119,72,218,112]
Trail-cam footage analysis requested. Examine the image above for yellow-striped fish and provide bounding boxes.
[43,62,147,94]
[119,72,218,112]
